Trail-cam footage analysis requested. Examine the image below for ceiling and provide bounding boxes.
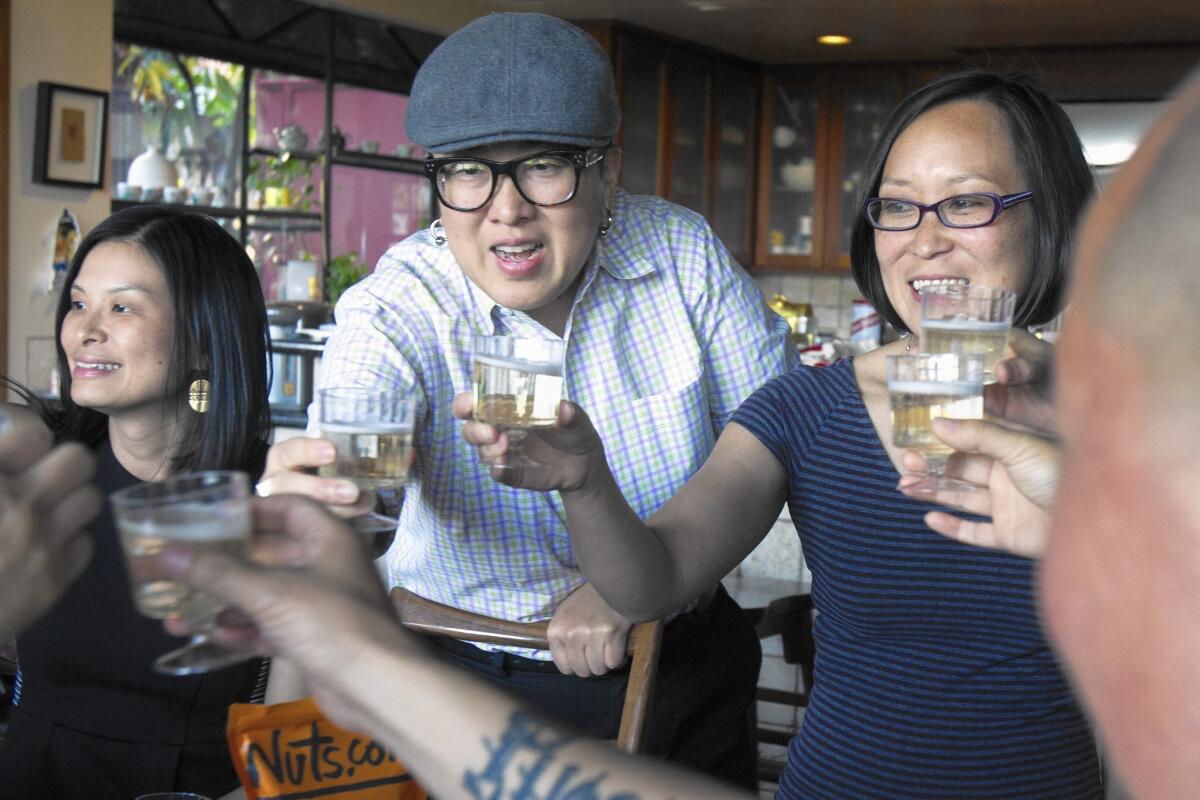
[334,0,1200,65]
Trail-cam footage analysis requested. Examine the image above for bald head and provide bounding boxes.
[1043,66,1200,800]
[1069,70,1200,458]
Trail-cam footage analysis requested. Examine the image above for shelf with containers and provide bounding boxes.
[109,7,443,308]
[246,73,434,305]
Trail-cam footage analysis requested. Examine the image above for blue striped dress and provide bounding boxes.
[732,359,1101,800]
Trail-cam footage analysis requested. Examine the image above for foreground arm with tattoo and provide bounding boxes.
[161,496,750,800]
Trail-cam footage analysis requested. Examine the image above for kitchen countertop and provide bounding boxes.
[270,337,327,354]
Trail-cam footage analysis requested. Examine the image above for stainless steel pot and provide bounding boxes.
[267,302,331,411]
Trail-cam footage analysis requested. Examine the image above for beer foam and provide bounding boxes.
[921,318,1011,333]
[473,353,563,376]
[318,421,413,435]
[119,507,250,541]
[889,380,980,396]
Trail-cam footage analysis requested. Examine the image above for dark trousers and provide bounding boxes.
[0,705,239,800]
[423,583,761,790]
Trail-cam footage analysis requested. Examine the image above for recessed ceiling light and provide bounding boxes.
[817,34,853,46]
[683,0,765,10]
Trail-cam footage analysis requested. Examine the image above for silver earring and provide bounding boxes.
[598,209,613,238]
[429,218,447,246]
[904,335,913,353]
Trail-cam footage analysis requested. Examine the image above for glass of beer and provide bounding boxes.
[919,285,1016,383]
[316,387,416,553]
[472,335,566,468]
[112,470,253,675]
[887,353,985,495]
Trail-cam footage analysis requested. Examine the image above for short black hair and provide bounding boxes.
[850,71,1095,333]
[49,205,270,475]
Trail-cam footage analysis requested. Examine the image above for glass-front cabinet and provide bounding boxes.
[614,38,662,199]
[826,73,904,269]
[710,64,758,263]
[666,51,710,214]
[755,69,903,272]
[598,22,759,266]
[756,75,822,269]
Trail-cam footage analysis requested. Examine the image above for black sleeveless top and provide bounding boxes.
[4,440,268,778]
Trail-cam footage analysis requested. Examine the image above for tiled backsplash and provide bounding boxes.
[753,273,864,340]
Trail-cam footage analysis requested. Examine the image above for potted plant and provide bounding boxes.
[116,45,241,195]
[327,252,370,305]
[247,152,316,210]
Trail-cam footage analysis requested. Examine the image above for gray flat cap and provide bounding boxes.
[406,13,620,153]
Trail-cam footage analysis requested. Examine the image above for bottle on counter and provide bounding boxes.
[768,294,818,347]
[850,298,881,351]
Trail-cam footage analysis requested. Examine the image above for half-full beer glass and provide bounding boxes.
[888,353,985,495]
[112,471,252,675]
[919,284,1016,383]
[472,335,565,468]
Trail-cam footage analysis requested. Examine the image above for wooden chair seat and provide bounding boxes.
[389,587,662,754]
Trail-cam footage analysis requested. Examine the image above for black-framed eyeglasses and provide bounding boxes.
[863,191,1034,231]
[423,149,606,212]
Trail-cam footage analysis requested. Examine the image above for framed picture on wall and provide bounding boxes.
[32,82,109,189]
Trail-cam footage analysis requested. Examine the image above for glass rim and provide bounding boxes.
[110,470,249,508]
[918,283,1017,301]
[886,351,987,365]
[318,386,413,400]
[472,334,565,359]
[886,351,987,382]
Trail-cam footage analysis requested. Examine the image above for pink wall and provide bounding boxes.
[254,74,430,298]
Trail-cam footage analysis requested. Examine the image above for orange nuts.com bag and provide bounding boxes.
[227,697,428,799]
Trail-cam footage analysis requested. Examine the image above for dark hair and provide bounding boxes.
[849,71,1095,333]
[40,205,270,474]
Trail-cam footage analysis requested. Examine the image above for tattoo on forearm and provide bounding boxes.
[463,711,641,800]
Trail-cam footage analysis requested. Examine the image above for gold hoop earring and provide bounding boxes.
[188,378,211,414]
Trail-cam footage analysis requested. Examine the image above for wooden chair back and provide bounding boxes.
[743,593,816,786]
[389,587,663,754]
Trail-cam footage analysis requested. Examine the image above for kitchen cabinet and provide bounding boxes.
[584,23,760,266]
[756,68,904,273]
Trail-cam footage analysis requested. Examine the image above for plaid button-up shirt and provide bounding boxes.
[314,189,796,653]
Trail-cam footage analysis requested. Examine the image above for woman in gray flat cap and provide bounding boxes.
[259,12,796,789]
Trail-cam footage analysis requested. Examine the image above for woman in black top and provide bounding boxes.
[0,206,272,799]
